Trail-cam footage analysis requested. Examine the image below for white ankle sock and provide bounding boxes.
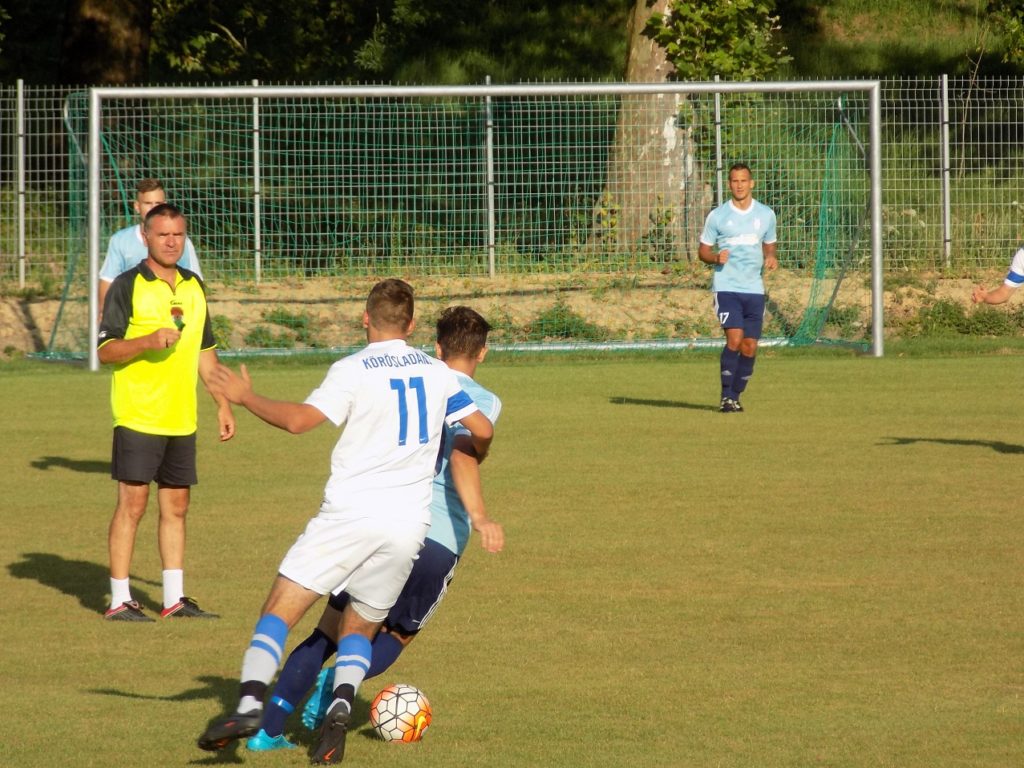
[162,569,184,609]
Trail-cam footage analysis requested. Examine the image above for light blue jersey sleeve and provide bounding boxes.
[428,374,502,555]
[99,224,203,282]
[700,199,777,295]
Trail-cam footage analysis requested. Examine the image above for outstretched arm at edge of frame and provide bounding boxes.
[207,363,326,434]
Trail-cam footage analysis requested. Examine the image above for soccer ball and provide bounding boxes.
[369,683,432,743]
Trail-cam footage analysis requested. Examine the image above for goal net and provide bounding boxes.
[50,82,877,361]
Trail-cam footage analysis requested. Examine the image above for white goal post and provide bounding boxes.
[85,80,883,370]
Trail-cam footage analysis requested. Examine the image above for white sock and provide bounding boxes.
[239,695,264,714]
[162,569,184,609]
[110,577,131,609]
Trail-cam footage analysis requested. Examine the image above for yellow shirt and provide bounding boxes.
[98,263,215,436]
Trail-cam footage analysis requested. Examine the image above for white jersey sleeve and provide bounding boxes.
[1004,246,1024,289]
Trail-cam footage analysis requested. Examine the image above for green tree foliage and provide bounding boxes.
[0,0,628,83]
[150,0,373,81]
[987,0,1024,63]
[149,0,629,83]
[642,0,791,80]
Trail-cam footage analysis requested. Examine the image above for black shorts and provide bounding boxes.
[713,291,766,339]
[111,426,198,486]
[329,538,458,636]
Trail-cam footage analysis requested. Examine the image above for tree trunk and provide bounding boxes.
[599,0,695,262]
[59,0,152,84]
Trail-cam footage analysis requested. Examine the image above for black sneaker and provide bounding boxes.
[311,701,351,765]
[719,397,740,413]
[104,600,155,622]
[197,710,262,751]
[161,597,219,619]
[731,399,744,412]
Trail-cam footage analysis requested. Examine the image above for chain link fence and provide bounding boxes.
[2,77,1021,289]
[1,77,1020,358]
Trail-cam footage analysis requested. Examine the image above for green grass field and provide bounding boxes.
[2,349,1022,767]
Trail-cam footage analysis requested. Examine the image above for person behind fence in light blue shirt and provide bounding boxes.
[98,178,202,317]
[698,162,778,413]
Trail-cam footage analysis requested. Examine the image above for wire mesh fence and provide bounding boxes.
[0,77,1019,357]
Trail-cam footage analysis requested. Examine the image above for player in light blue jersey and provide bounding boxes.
[98,179,202,316]
[698,163,778,413]
[197,284,493,763]
[972,245,1024,305]
[244,306,504,753]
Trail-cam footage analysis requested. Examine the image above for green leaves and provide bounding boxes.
[643,0,792,81]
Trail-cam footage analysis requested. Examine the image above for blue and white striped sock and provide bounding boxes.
[332,634,372,704]
[239,613,289,712]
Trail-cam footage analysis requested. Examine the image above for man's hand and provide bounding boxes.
[217,403,236,442]
[472,516,505,554]
[150,327,181,350]
[207,363,253,406]
[764,253,779,272]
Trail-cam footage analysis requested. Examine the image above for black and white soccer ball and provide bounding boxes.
[369,683,432,743]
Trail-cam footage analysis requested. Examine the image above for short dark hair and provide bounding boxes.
[136,178,165,196]
[366,278,415,331]
[436,306,491,359]
[728,162,753,176]
[143,203,186,230]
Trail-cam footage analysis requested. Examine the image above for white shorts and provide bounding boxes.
[279,513,428,613]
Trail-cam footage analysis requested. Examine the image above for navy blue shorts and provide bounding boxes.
[111,426,197,486]
[329,537,458,637]
[713,291,766,339]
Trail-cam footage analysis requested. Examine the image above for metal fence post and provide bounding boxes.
[88,88,101,372]
[714,75,723,206]
[940,74,952,268]
[253,79,262,283]
[17,79,25,288]
[484,76,496,278]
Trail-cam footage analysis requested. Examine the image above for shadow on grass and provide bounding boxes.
[89,676,248,765]
[881,436,1024,454]
[87,674,379,762]
[30,455,109,474]
[7,552,161,614]
[609,396,718,412]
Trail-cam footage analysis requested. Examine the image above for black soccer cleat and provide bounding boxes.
[161,596,219,619]
[104,600,155,622]
[197,710,262,751]
[311,701,351,764]
[719,397,742,413]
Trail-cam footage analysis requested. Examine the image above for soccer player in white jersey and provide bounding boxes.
[971,246,1024,305]
[197,280,493,764]
[98,179,202,315]
[245,305,503,752]
[698,162,778,413]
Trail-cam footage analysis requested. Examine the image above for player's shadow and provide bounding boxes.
[7,552,161,614]
[609,395,718,412]
[881,436,1024,454]
[89,676,249,765]
[30,455,109,474]
[90,675,236,704]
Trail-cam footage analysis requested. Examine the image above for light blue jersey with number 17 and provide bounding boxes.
[700,199,777,294]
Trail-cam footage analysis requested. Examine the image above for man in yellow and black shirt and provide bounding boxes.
[98,203,235,622]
